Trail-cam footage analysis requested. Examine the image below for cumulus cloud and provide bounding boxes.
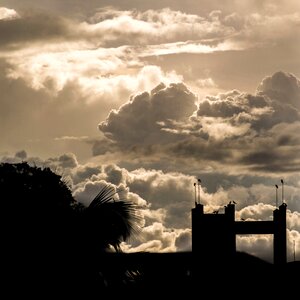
[236,234,273,262]
[237,203,274,221]
[97,71,300,175]
[287,211,300,232]
[99,82,197,147]
[197,80,300,132]
[123,222,191,253]
[257,71,300,109]
[71,160,300,256]
[125,168,196,228]
[175,229,192,251]
[73,179,110,206]
[237,229,300,263]
[46,152,78,169]
[176,73,300,173]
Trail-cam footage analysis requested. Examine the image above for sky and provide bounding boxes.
[0,0,300,262]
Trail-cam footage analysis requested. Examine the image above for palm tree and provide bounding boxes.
[78,184,142,291]
[84,184,141,252]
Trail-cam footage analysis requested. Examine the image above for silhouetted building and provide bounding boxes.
[192,202,287,264]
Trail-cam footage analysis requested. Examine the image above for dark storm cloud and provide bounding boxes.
[99,82,197,147]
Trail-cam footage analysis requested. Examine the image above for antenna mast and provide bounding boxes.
[281,179,284,204]
[198,178,201,204]
[275,184,278,208]
[194,182,197,207]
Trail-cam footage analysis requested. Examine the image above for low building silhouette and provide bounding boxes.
[192,202,287,264]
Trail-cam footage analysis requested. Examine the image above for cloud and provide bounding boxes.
[71,163,197,229]
[73,179,110,206]
[2,7,298,98]
[82,8,300,54]
[97,71,300,175]
[99,82,197,147]
[197,83,300,131]
[238,203,274,221]
[0,7,20,20]
[175,229,192,251]
[6,43,181,95]
[237,229,300,262]
[139,40,242,57]
[170,72,300,173]
[0,12,72,50]
[124,222,191,253]
[15,150,27,160]
[126,169,195,228]
[46,152,78,169]
[82,7,236,47]
[1,7,299,113]
[257,71,300,109]
[236,234,273,262]
[287,211,300,232]
[71,163,148,208]
[0,55,184,161]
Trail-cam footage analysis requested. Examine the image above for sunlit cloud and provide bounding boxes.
[0,7,20,20]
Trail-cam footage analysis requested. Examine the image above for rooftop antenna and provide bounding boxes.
[281,179,284,204]
[194,182,197,207]
[198,178,201,204]
[275,184,279,208]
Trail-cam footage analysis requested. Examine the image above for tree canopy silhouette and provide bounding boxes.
[0,162,75,213]
[1,162,141,295]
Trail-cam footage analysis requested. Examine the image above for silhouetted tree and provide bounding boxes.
[1,162,141,295]
[83,184,141,252]
[78,184,141,291]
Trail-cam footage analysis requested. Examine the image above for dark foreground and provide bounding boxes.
[4,251,299,298]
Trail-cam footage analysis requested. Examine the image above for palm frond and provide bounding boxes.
[89,184,116,208]
[86,184,142,252]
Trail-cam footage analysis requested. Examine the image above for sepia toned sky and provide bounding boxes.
[1,0,299,261]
